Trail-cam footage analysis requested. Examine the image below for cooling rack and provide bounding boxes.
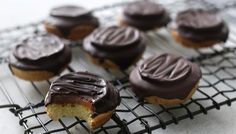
[1,0,236,133]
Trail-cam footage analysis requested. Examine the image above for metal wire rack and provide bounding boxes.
[1,0,236,133]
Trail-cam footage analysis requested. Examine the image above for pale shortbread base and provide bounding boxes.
[171,30,221,48]
[10,65,55,81]
[44,23,63,37]
[44,23,96,40]
[46,104,114,130]
[145,82,199,105]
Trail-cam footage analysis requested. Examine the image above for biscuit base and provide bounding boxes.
[9,65,65,81]
[145,82,199,105]
[85,53,143,70]
[171,30,221,48]
[69,25,96,40]
[46,104,114,130]
[44,23,96,40]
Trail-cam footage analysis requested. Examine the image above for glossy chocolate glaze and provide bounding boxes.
[175,9,229,42]
[45,72,120,115]
[8,34,71,74]
[124,1,165,19]
[129,53,202,100]
[50,5,91,18]
[83,26,146,69]
[91,26,141,50]
[122,1,170,30]
[45,5,99,36]
[13,34,64,63]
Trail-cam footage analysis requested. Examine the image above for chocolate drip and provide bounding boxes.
[45,5,99,36]
[175,9,229,42]
[83,26,146,69]
[8,34,71,74]
[139,54,191,83]
[91,26,141,50]
[50,73,106,96]
[45,72,120,114]
[129,53,202,100]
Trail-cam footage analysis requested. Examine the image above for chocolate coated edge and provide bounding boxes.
[45,72,121,116]
[45,14,99,37]
[122,11,170,30]
[129,56,202,100]
[175,22,229,42]
[83,36,146,70]
[8,45,72,74]
[172,9,229,42]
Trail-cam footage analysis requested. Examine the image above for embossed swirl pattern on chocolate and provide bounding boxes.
[90,26,141,50]
[129,53,202,99]
[13,34,64,62]
[176,9,223,31]
[139,54,191,83]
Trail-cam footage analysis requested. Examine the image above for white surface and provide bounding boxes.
[1,0,236,134]
[0,0,128,30]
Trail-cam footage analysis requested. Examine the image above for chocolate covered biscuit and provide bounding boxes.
[129,53,202,105]
[172,9,229,48]
[120,1,170,30]
[8,34,71,81]
[45,5,99,40]
[45,72,120,129]
[83,26,146,70]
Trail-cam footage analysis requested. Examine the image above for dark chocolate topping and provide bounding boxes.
[91,26,141,50]
[50,5,91,18]
[45,5,99,36]
[175,9,229,42]
[8,34,71,74]
[13,34,64,63]
[45,72,120,114]
[122,1,170,30]
[176,9,223,31]
[129,53,202,100]
[83,26,146,69]
[124,1,164,19]
[139,54,191,83]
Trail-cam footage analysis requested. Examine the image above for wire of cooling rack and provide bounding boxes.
[1,0,236,134]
